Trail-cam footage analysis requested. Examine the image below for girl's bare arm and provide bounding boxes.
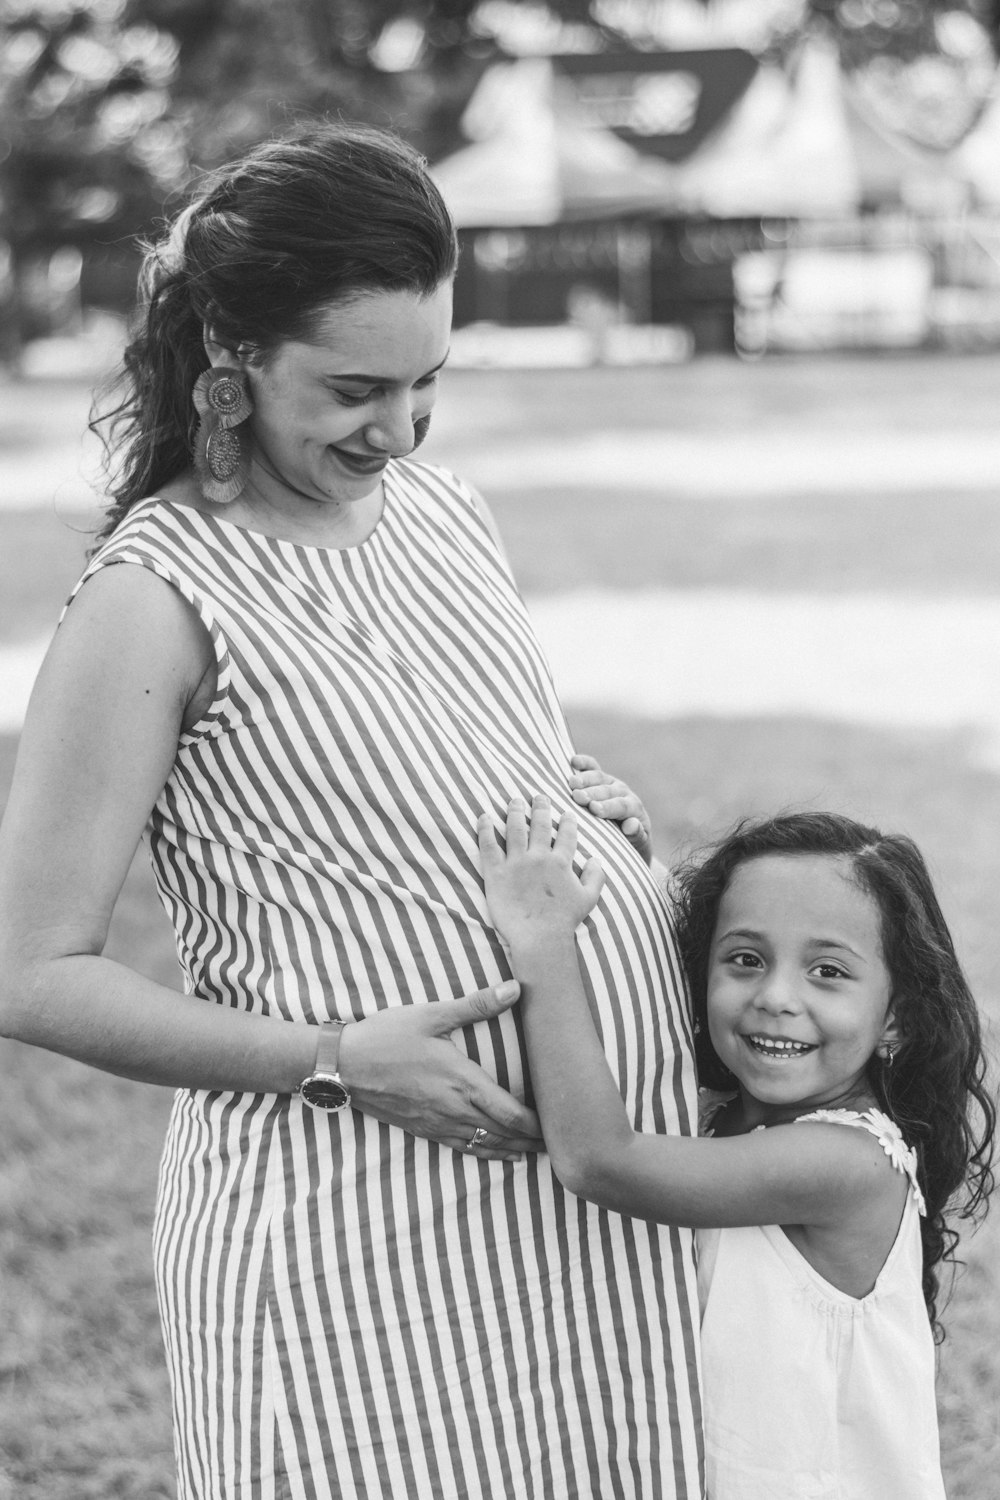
[479,797,900,1231]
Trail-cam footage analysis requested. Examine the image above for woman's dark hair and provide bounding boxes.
[672,810,996,1340]
[90,122,458,545]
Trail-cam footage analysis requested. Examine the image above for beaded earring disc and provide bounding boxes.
[192,366,254,504]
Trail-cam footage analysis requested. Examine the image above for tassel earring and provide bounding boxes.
[192,366,253,504]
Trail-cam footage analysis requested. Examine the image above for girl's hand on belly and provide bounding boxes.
[569,753,653,863]
[337,982,544,1160]
[478,797,604,947]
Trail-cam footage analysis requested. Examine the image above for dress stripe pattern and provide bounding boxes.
[73,463,702,1499]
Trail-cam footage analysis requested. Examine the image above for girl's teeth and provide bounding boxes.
[748,1036,813,1057]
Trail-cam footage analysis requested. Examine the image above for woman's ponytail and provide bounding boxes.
[90,207,209,547]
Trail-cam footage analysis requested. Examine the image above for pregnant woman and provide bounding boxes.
[0,124,701,1498]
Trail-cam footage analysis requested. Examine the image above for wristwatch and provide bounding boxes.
[296,1019,351,1112]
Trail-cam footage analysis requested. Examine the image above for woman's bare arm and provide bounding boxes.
[0,563,542,1156]
[0,562,321,1089]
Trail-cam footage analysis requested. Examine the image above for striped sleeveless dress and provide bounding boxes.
[77,463,702,1500]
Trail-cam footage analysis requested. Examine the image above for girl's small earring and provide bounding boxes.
[879,1043,897,1068]
[192,366,253,504]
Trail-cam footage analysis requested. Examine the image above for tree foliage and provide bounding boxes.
[813,0,998,62]
[0,1,491,275]
[0,0,996,337]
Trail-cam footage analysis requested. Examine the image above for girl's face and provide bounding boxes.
[241,282,452,516]
[707,853,898,1125]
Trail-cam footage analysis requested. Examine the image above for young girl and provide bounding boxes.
[478,788,995,1500]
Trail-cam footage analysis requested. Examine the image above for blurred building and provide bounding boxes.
[431,21,1000,359]
[7,0,1000,366]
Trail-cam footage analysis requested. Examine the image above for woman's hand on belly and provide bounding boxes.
[569,753,653,863]
[338,982,544,1160]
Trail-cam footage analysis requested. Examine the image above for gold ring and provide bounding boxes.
[466,1127,488,1150]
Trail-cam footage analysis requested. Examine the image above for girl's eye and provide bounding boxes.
[415,372,439,391]
[729,951,762,970]
[813,962,848,980]
[333,390,373,407]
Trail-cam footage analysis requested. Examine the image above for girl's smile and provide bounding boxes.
[742,1034,816,1060]
[708,853,899,1126]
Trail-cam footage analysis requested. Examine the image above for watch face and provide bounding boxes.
[300,1074,351,1112]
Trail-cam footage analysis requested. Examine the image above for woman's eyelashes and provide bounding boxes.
[330,373,439,408]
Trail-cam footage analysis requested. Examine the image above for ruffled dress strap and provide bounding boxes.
[795,1107,927,1215]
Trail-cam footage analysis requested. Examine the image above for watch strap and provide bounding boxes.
[313,1017,348,1080]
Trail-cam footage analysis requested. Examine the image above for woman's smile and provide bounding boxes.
[327,445,389,477]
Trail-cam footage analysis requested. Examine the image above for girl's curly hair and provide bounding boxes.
[671,810,996,1340]
[89,122,458,549]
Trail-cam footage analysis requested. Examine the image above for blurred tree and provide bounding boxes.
[0,0,184,347]
[808,0,997,59]
[801,0,998,150]
[0,0,996,358]
[0,0,505,351]
[139,0,496,170]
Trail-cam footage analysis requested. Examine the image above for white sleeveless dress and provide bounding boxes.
[697,1105,944,1500]
[71,463,702,1500]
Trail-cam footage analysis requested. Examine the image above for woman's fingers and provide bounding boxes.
[430,981,520,1034]
[622,816,651,849]
[569,766,607,786]
[569,760,648,832]
[464,1074,543,1145]
[441,1130,539,1163]
[428,984,545,1144]
[343,998,545,1152]
[586,792,631,819]
[569,752,600,773]
[569,768,611,795]
[570,769,650,847]
[570,775,631,810]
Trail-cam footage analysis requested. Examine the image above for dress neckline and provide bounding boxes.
[146,462,401,558]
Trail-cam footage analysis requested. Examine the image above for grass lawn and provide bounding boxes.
[2,356,999,1497]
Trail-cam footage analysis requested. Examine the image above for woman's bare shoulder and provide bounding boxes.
[61,557,214,703]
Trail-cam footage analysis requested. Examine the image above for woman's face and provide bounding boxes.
[242,282,452,512]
